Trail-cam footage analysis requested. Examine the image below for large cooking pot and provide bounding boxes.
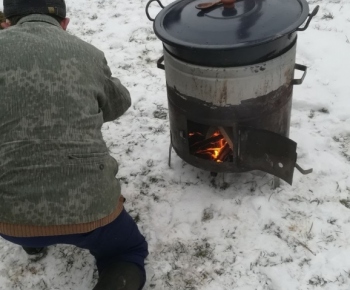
[146,0,319,67]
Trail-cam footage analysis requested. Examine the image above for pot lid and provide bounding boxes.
[153,0,310,50]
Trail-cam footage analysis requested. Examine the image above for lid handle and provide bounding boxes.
[222,0,236,9]
[145,0,165,22]
[297,5,320,31]
[195,0,236,10]
[195,0,221,10]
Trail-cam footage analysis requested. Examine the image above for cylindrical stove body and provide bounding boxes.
[146,0,318,183]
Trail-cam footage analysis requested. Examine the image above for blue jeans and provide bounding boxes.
[0,209,148,275]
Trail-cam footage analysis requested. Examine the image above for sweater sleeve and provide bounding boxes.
[98,58,131,122]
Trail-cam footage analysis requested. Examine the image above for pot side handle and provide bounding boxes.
[157,55,165,70]
[297,5,320,31]
[146,0,165,22]
[292,64,307,85]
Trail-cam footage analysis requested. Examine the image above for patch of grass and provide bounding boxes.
[140,182,149,195]
[333,136,341,142]
[183,279,196,290]
[202,208,214,222]
[299,258,311,267]
[322,12,334,20]
[282,256,293,263]
[194,242,213,259]
[152,194,159,202]
[318,107,329,114]
[323,234,335,244]
[140,167,151,176]
[310,198,323,205]
[309,276,328,286]
[119,64,132,70]
[89,14,98,20]
[133,213,141,223]
[289,196,305,203]
[141,181,150,189]
[173,241,187,255]
[288,224,298,232]
[153,124,166,134]
[340,199,350,209]
[214,269,225,276]
[342,151,350,161]
[146,35,157,41]
[248,181,257,192]
[149,176,163,183]
[308,109,315,118]
[263,222,275,230]
[220,182,229,190]
[153,110,167,120]
[210,177,217,188]
[224,230,236,239]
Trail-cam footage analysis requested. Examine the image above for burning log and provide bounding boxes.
[189,131,233,162]
[216,143,231,162]
[218,126,234,150]
[190,134,224,153]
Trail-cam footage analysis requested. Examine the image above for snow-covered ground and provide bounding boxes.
[1,0,350,289]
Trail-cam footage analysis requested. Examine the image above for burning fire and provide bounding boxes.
[197,132,225,162]
[189,131,231,163]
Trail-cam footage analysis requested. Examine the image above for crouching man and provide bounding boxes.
[0,0,148,289]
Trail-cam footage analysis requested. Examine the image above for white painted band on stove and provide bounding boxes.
[164,43,297,106]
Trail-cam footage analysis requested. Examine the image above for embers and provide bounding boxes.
[188,121,234,163]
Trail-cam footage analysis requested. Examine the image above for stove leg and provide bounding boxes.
[168,142,172,168]
[272,176,280,189]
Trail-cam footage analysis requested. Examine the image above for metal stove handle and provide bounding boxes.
[292,64,307,85]
[145,0,165,22]
[157,55,165,70]
[295,163,313,175]
[297,5,320,32]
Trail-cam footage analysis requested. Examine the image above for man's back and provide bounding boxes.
[0,14,129,237]
[0,14,108,145]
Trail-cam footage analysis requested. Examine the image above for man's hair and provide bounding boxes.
[8,14,63,26]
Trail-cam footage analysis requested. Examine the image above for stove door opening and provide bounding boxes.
[187,121,234,163]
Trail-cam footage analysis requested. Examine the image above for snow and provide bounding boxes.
[0,0,350,289]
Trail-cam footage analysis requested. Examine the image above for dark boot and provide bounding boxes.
[22,247,45,255]
[93,261,145,290]
[22,247,48,262]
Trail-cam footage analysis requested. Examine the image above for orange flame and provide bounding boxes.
[189,132,203,137]
[191,131,228,162]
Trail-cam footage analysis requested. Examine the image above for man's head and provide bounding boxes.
[2,0,69,30]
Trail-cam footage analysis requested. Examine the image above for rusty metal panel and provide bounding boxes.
[239,127,297,184]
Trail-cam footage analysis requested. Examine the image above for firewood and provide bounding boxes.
[216,143,231,161]
[190,134,223,153]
